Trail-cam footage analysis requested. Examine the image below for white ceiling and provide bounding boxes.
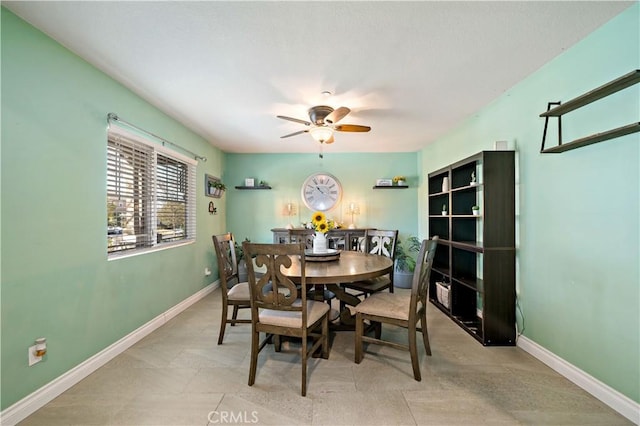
[4,1,633,154]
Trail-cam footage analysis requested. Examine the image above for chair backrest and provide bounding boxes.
[212,233,240,293]
[362,229,398,259]
[410,236,439,313]
[287,229,315,250]
[340,230,367,251]
[243,242,308,319]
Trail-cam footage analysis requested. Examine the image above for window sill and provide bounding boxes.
[108,239,194,261]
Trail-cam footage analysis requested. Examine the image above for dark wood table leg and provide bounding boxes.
[326,284,361,329]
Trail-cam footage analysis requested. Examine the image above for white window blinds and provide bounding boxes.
[107,127,196,256]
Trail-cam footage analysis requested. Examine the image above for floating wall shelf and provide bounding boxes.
[234,185,272,190]
[539,69,640,154]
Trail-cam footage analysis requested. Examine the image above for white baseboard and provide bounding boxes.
[0,282,218,426]
[517,336,640,425]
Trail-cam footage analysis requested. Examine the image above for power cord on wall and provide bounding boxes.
[515,295,525,343]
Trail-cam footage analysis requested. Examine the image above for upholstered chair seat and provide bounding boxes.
[227,282,250,301]
[260,299,330,328]
[354,292,418,321]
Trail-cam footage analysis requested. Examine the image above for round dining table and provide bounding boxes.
[283,250,393,283]
[281,250,394,327]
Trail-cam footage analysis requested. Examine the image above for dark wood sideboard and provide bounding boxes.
[271,228,374,251]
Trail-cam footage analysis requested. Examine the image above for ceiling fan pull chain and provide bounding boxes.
[319,142,324,159]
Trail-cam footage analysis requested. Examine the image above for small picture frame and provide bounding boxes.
[244,178,255,187]
[376,178,393,186]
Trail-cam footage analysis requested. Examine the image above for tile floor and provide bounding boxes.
[20,288,632,425]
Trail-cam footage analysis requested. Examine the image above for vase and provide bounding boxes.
[442,177,449,192]
[313,233,328,253]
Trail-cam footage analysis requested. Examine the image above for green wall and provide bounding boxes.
[2,1,638,415]
[223,153,419,243]
[420,4,639,402]
[1,9,227,410]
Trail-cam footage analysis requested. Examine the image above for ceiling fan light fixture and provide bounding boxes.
[309,126,334,143]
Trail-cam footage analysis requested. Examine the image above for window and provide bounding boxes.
[107,126,196,256]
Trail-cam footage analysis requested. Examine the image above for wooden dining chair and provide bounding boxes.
[287,228,315,249]
[212,233,251,345]
[243,241,330,397]
[354,236,439,381]
[341,229,399,297]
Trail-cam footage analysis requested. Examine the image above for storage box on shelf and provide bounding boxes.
[427,151,515,346]
[435,281,450,309]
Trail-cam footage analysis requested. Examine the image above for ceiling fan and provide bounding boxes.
[277,105,371,145]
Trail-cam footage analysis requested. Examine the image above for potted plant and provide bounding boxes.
[392,175,406,186]
[212,181,226,198]
[472,205,480,216]
[442,204,447,215]
[234,238,250,282]
[394,236,422,288]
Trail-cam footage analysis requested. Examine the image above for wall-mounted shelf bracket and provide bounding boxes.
[539,69,640,153]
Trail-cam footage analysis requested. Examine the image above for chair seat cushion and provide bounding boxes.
[343,275,391,293]
[354,292,411,321]
[260,300,330,328]
[227,282,250,301]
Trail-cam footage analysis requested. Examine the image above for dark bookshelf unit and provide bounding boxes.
[428,151,516,345]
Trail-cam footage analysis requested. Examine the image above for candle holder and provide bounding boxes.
[347,202,360,229]
[283,202,297,229]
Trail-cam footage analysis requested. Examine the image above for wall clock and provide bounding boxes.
[301,173,342,212]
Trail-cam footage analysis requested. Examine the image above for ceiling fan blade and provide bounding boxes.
[277,115,311,126]
[280,130,308,138]
[324,134,335,144]
[324,106,350,124]
[334,124,371,132]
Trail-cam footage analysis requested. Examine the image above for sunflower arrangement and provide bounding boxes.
[310,211,336,234]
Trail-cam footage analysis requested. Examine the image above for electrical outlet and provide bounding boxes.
[28,345,42,366]
[204,267,211,276]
